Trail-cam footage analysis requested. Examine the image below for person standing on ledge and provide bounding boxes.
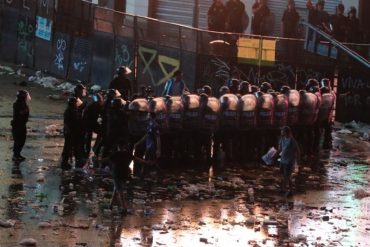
[162,70,188,96]
[11,90,30,162]
[109,66,132,100]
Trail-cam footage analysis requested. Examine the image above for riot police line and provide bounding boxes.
[59,77,336,171]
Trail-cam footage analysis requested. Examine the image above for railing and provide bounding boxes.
[302,21,370,69]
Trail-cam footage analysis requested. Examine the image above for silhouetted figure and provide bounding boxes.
[252,0,271,35]
[347,7,362,43]
[208,0,226,32]
[11,90,30,162]
[109,66,132,100]
[225,0,246,33]
[282,1,300,38]
[330,4,348,42]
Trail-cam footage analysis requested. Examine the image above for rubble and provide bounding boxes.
[19,238,37,246]
[353,188,370,199]
[0,219,15,228]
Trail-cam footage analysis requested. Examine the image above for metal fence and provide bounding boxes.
[0,0,369,123]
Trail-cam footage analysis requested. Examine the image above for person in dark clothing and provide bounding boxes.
[109,66,132,100]
[274,126,300,196]
[102,97,129,160]
[282,1,300,38]
[330,4,348,42]
[306,0,330,33]
[73,83,88,111]
[347,7,362,43]
[225,0,246,33]
[82,93,104,157]
[11,90,30,161]
[108,146,153,215]
[252,0,271,36]
[61,97,85,170]
[134,112,161,175]
[93,89,121,157]
[208,0,226,32]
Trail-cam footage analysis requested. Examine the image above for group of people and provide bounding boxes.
[208,0,364,43]
[306,0,363,43]
[207,0,271,36]
[10,65,336,210]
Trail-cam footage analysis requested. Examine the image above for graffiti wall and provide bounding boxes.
[197,54,333,93]
[337,68,370,124]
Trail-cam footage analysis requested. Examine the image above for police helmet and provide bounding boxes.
[280,85,291,94]
[202,85,212,96]
[306,78,319,91]
[260,82,272,93]
[239,81,250,94]
[320,78,331,88]
[219,86,230,96]
[116,66,132,75]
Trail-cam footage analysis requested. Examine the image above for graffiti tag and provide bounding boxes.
[54,38,66,71]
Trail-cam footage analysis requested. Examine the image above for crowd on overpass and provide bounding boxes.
[208,0,365,43]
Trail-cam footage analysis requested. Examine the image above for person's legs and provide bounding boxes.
[282,162,294,195]
[61,134,73,169]
[12,125,26,159]
[84,131,93,157]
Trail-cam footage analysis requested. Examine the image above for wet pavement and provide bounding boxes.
[0,64,370,247]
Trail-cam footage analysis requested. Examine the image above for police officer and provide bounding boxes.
[109,66,132,100]
[74,83,88,108]
[94,89,121,157]
[102,97,129,159]
[239,81,250,96]
[260,82,272,93]
[11,90,30,161]
[83,93,104,157]
[61,97,84,170]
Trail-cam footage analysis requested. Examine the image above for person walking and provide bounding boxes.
[274,126,300,196]
[11,90,30,161]
[61,97,85,170]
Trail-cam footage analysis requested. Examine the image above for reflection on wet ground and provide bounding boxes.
[0,116,369,246]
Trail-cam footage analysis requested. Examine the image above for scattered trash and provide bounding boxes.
[19,238,37,246]
[353,188,370,199]
[322,216,330,221]
[0,219,15,228]
[337,129,352,134]
[90,85,102,92]
[45,125,61,136]
[199,237,208,244]
[262,147,277,165]
[38,222,52,228]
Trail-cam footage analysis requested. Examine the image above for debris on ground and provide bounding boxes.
[353,188,370,199]
[19,238,37,246]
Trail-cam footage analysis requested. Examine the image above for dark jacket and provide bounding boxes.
[109,76,132,100]
[63,107,83,135]
[12,101,29,127]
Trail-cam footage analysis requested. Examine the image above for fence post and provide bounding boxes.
[258,36,263,85]
[133,15,139,92]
